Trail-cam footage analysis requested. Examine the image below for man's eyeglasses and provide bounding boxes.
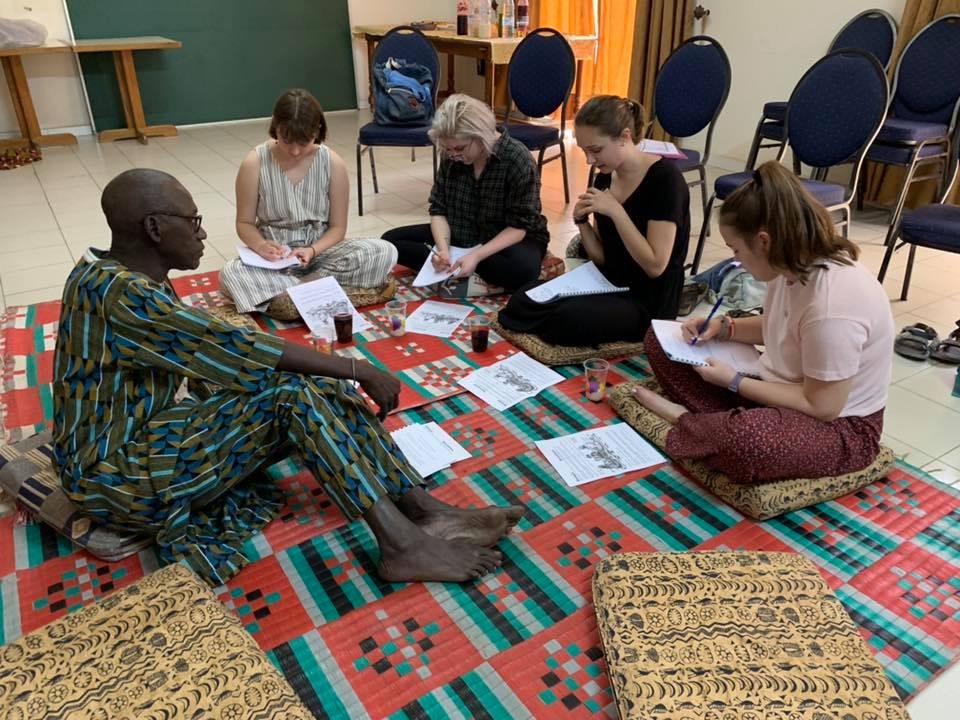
[150,213,203,232]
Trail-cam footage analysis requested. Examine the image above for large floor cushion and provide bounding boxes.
[0,431,152,561]
[593,551,909,719]
[490,317,644,367]
[0,563,312,719]
[608,378,896,520]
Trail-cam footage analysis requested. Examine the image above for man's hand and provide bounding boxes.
[355,361,400,420]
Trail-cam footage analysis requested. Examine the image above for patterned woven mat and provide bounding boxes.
[0,270,514,443]
[1,359,958,716]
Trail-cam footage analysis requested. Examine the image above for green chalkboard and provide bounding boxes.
[66,0,357,131]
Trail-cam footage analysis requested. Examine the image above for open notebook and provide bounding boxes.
[525,261,628,303]
[651,319,764,377]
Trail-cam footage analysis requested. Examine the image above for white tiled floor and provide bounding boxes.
[1,110,958,715]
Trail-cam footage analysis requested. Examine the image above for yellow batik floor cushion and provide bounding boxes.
[607,378,896,520]
[592,551,909,720]
[490,317,645,367]
[0,563,312,719]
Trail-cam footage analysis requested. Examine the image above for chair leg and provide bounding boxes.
[792,153,802,177]
[877,231,897,284]
[698,165,710,237]
[356,143,364,216]
[841,205,849,240]
[369,147,379,194]
[432,145,438,179]
[559,142,570,205]
[537,147,546,177]
[901,243,918,302]
[745,116,766,171]
[882,159,920,248]
[690,194,716,275]
[411,147,416,162]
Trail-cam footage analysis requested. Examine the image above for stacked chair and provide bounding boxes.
[690,49,889,273]
[745,9,898,172]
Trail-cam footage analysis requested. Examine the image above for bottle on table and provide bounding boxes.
[516,0,529,37]
[457,0,469,35]
[500,0,515,38]
[476,0,492,38]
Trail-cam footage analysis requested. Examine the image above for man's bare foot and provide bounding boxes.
[377,532,503,583]
[633,386,689,423]
[399,488,525,546]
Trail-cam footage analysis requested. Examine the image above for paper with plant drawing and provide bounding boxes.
[405,301,473,337]
[286,276,372,336]
[457,352,563,411]
[535,423,665,487]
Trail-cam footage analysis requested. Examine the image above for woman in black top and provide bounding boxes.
[499,95,690,346]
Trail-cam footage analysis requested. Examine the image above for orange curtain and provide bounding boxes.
[865,0,960,207]
[626,0,696,141]
[529,0,638,99]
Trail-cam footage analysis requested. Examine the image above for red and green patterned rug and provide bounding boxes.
[1,275,958,718]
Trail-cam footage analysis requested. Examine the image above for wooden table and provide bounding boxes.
[0,42,78,150]
[73,36,182,144]
[353,25,597,113]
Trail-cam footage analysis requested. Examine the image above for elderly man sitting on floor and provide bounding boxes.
[52,168,522,585]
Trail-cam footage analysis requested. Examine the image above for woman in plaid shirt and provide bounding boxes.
[382,94,549,291]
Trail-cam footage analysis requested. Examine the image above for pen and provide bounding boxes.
[691,295,724,346]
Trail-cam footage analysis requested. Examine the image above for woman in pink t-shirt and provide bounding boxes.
[635,161,894,484]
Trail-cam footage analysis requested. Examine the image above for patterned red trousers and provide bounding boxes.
[643,327,884,484]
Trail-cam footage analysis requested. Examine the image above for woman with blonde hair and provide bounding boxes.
[636,160,894,484]
[498,95,690,345]
[382,93,549,290]
[221,88,398,316]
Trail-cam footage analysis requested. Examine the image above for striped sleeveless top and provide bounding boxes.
[255,140,331,248]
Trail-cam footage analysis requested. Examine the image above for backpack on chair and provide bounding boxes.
[372,57,434,125]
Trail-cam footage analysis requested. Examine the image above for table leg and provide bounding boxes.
[441,52,455,100]
[98,49,178,144]
[0,56,77,149]
[572,59,584,114]
[484,59,495,109]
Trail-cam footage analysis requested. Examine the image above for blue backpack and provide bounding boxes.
[373,57,434,126]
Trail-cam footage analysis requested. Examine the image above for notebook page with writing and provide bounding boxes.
[525,261,628,303]
[651,319,764,377]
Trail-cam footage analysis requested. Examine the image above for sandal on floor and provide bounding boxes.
[894,323,939,361]
[931,322,960,364]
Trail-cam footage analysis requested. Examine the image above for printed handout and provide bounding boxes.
[535,423,665,487]
[236,244,301,270]
[286,276,372,336]
[390,422,472,477]
[412,246,475,287]
[458,352,564,411]
[405,301,473,337]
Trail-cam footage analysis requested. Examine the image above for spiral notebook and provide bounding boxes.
[525,261,628,303]
[651,319,764,377]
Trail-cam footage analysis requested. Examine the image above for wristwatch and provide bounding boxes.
[728,371,746,394]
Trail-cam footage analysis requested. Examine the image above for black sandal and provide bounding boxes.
[894,323,939,361]
[931,321,960,364]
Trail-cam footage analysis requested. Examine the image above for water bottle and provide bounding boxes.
[457,0,469,35]
[516,0,529,37]
[500,0,515,38]
[476,0,492,38]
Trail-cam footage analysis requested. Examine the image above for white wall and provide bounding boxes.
[0,1,91,137]
[687,0,906,170]
[346,0,485,108]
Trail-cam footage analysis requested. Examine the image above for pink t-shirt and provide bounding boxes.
[759,260,894,417]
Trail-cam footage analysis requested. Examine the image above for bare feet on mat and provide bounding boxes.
[377,533,503,583]
[399,488,525,547]
[633,386,689,424]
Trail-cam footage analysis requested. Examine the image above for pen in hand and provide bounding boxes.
[691,295,724,346]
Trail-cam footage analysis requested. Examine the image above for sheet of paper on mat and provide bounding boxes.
[412,246,475,287]
[235,244,301,270]
[405,301,473,337]
[286,276,372,336]
[536,423,665,487]
[458,352,564,411]
[390,422,471,476]
[651,319,763,377]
